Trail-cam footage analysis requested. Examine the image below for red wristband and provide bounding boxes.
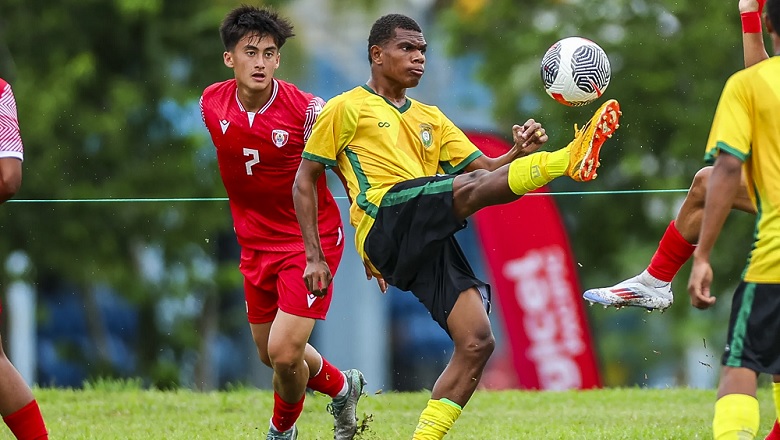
[741,12,762,33]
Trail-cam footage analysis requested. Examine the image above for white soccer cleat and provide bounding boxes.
[583,271,673,312]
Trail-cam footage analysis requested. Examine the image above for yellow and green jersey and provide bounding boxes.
[704,56,780,283]
[303,85,482,262]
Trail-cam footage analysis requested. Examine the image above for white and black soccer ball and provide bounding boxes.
[541,37,611,107]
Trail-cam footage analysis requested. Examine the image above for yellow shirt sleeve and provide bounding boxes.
[704,72,752,164]
[303,97,357,167]
[438,114,483,174]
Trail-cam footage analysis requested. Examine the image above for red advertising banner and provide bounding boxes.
[467,132,602,390]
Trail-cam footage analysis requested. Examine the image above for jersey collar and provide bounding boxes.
[361,84,412,113]
[234,79,279,114]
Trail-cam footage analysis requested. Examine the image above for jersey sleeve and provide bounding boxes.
[438,113,482,174]
[303,96,326,144]
[303,98,356,168]
[0,83,23,160]
[198,95,206,126]
[704,73,751,164]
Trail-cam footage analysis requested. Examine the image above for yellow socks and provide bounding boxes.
[412,398,462,440]
[507,148,569,195]
[713,394,759,439]
[774,382,780,424]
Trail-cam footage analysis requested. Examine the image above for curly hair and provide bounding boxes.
[367,14,422,64]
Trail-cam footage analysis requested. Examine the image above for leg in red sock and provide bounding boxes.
[647,220,696,282]
[307,355,347,398]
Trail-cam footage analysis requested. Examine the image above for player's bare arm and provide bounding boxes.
[293,158,332,296]
[687,152,743,309]
[741,0,770,66]
[465,119,548,172]
[0,157,21,203]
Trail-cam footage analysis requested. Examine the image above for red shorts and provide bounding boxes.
[240,243,344,324]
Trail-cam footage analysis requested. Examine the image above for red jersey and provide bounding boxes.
[201,79,342,251]
[0,78,23,160]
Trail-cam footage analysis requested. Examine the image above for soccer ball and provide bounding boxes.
[540,37,611,107]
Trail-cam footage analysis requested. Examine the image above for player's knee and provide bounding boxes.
[269,353,302,376]
[453,170,490,211]
[267,343,305,373]
[689,166,713,204]
[456,328,495,362]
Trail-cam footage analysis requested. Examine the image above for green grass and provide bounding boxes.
[6,383,777,439]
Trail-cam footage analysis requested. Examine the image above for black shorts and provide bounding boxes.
[364,175,490,335]
[722,282,780,374]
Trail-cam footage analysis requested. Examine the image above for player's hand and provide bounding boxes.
[687,257,717,309]
[303,259,332,297]
[739,0,764,13]
[513,119,548,154]
[364,262,388,293]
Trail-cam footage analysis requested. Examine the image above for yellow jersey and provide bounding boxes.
[303,85,482,262]
[704,56,780,283]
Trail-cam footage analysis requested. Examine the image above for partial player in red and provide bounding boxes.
[200,7,364,440]
[0,78,48,439]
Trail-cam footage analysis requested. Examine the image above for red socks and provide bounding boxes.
[306,357,346,398]
[271,392,304,433]
[647,221,696,282]
[3,400,48,440]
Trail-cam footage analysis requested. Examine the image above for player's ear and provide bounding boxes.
[223,51,234,68]
[369,45,382,65]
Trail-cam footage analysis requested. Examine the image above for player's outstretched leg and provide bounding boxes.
[452,99,621,222]
[583,165,755,312]
[326,369,367,440]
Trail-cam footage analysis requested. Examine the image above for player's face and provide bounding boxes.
[375,29,427,88]
[223,33,280,95]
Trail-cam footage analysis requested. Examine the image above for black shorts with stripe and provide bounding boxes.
[722,282,780,374]
[364,175,490,336]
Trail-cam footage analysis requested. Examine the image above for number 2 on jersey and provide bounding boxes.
[243,148,260,175]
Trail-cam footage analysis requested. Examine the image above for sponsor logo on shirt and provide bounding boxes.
[272,129,289,148]
[220,119,230,134]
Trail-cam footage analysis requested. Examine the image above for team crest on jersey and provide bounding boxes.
[271,129,289,148]
[419,123,433,148]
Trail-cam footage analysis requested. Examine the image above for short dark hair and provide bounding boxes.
[219,5,295,52]
[367,14,422,64]
[768,0,780,37]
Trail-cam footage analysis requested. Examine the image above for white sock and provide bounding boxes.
[269,419,293,433]
[335,373,349,399]
[640,270,670,288]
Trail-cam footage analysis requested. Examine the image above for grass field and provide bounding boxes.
[8,381,777,439]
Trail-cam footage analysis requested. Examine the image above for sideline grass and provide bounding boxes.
[6,383,776,439]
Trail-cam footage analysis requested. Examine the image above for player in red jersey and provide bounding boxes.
[0,78,48,440]
[200,7,364,440]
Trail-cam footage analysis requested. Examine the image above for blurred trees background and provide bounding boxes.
[0,0,761,388]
